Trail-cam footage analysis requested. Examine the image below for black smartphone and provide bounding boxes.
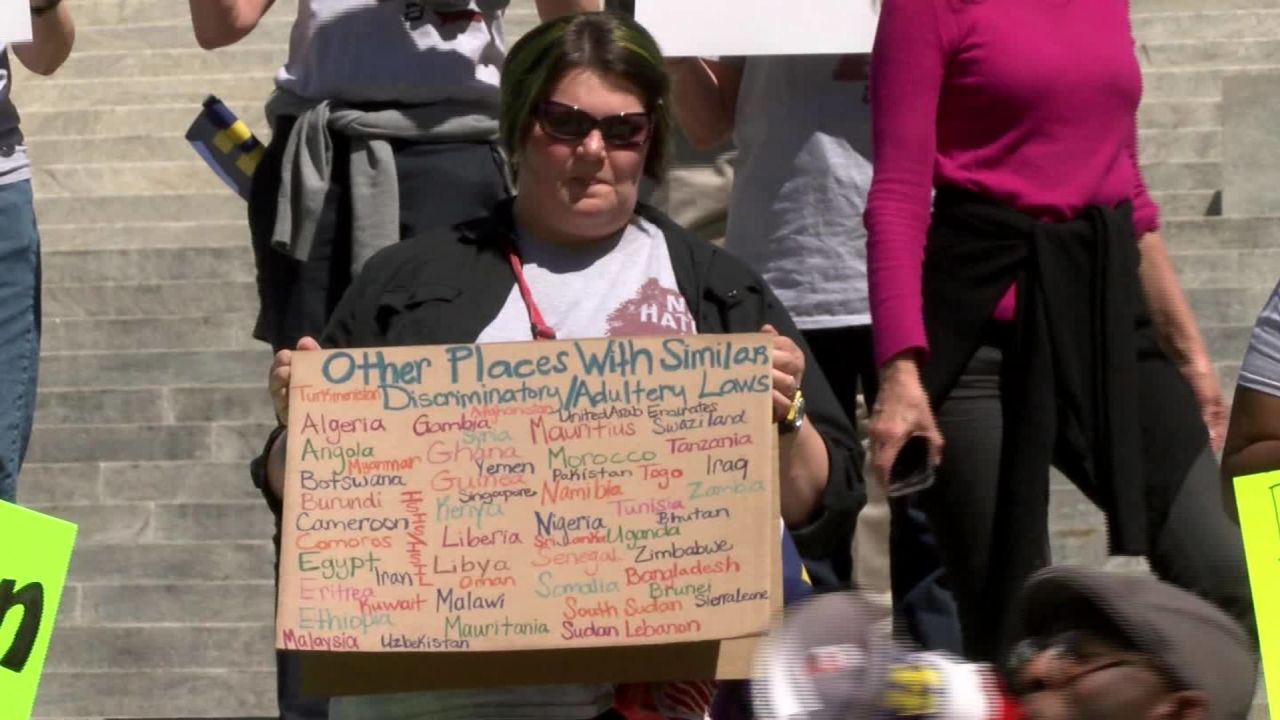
[888,435,936,497]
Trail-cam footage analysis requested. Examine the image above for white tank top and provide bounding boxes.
[276,0,509,105]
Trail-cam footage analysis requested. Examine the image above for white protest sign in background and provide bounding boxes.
[0,0,32,44]
[635,0,880,57]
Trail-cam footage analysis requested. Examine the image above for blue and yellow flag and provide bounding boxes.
[186,95,264,201]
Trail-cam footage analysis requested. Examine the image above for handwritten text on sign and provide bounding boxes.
[276,335,780,654]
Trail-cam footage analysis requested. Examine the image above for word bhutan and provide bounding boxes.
[657,507,730,526]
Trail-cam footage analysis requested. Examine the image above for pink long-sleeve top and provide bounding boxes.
[864,0,1160,367]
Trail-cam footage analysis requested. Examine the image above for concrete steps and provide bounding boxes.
[17,76,272,112]
[1151,189,1220,217]
[1134,9,1280,40]
[20,104,269,138]
[6,0,1274,717]
[76,19,294,52]
[1139,128,1221,163]
[35,193,245,224]
[73,0,299,29]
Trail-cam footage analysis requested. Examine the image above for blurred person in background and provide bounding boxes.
[668,52,961,651]
[863,0,1254,660]
[1222,279,1280,506]
[0,0,75,504]
[187,0,599,354]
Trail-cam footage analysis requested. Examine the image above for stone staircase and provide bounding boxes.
[8,0,1278,716]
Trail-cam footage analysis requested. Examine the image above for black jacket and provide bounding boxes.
[255,199,866,589]
[920,188,1205,633]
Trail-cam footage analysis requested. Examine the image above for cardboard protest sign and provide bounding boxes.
[1234,470,1280,711]
[277,335,782,695]
[0,502,76,720]
[0,0,32,44]
[635,0,880,57]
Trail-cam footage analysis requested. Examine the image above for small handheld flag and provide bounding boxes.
[186,95,265,201]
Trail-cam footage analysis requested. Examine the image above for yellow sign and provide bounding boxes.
[1234,470,1280,712]
[0,501,77,720]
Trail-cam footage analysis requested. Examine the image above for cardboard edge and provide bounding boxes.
[299,634,765,696]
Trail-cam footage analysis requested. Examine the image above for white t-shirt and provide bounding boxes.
[1240,279,1280,398]
[478,216,698,342]
[277,0,508,105]
[725,54,873,330]
[0,45,30,185]
[331,216,695,720]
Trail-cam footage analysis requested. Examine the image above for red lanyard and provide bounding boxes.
[503,239,557,341]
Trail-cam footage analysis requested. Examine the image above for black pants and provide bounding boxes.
[802,326,964,653]
[249,115,511,352]
[926,344,1255,660]
[250,119,510,720]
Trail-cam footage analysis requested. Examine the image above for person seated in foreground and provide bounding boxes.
[253,11,864,719]
[754,565,1256,720]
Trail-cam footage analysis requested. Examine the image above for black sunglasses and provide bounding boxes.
[1005,630,1173,695]
[535,100,653,149]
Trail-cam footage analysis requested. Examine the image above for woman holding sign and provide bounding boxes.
[253,11,863,719]
[864,0,1254,660]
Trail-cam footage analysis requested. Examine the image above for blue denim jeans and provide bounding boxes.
[0,179,40,503]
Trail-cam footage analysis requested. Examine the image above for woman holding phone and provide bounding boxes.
[864,0,1254,659]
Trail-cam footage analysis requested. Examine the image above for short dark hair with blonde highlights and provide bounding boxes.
[500,11,671,181]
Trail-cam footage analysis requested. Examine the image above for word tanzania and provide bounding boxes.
[319,338,770,388]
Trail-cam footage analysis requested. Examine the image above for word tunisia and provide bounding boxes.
[317,338,771,388]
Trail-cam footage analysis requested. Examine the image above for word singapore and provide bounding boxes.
[277,336,778,655]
